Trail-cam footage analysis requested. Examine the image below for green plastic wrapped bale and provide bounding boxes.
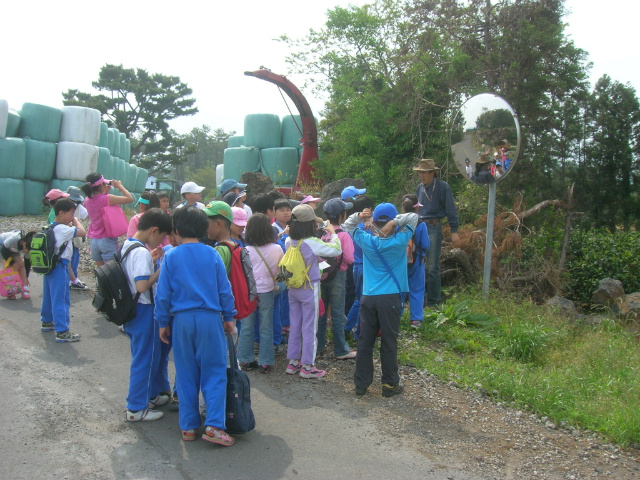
[127,164,137,191]
[24,139,56,182]
[216,163,224,187]
[112,129,121,157]
[223,147,261,183]
[0,178,24,216]
[281,115,303,148]
[228,135,244,148]
[120,133,128,162]
[19,103,62,143]
[135,167,148,193]
[113,157,126,184]
[49,179,85,192]
[243,114,281,149]
[0,138,26,179]
[99,122,109,148]
[122,138,131,162]
[0,99,7,138]
[97,148,112,180]
[6,110,22,137]
[107,128,116,153]
[23,179,47,215]
[260,148,299,185]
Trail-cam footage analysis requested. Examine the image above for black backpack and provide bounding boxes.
[29,223,68,275]
[92,243,145,326]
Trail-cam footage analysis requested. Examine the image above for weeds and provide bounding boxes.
[400,291,640,446]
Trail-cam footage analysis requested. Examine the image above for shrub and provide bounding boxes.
[566,229,640,305]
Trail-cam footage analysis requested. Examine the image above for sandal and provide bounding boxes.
[202,426,235,447]
[182,429,197,441]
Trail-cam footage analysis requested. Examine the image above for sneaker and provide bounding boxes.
[126,408,163,422]
[148,393,171,408]
[240,361,258,371]
[335,351,357,360]
[55,330,80,343]
[285,362,301,375]
[299,365,326,379]
[202,426,234,447]
[411,320,422,329]
[259,364,272,374]
[168,392,179,412]
[355,386,367,396]
[70,281,88,290]
[382,383,404,398]
[21,291,31,299]
[41,321,54,332]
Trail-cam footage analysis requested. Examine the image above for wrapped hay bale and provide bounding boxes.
[24,139,56,182]
[244,114,281,149]
[228,135,244,148]
[135,167,148,193]
[23,179,47,215]
[119,133,128,162]
[260,147,299,185]
[0,178,25,216]
[98,122,109,148]
[55,142,99,181]
[19,103,62,143]
[223,147,260,182]
[0,99,8,138]
[5,110,22,137]
[59,106,101,145]
[97,147,112,180]
[50,179,85,192]
[281,115,303,148]
[0,137,26,179]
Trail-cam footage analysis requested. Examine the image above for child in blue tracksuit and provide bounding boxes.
[121,208,173,422]
[345,195,375,338]
[401,194,430,328]
[156,206,237,446]
[39,199,86,342]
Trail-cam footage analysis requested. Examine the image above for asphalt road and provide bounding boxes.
[0,274,474,480]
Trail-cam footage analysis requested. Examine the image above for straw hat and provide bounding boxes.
[412,159,440,172]
[476,154,491,164]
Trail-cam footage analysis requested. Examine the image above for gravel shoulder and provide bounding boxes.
[2,215,639,480]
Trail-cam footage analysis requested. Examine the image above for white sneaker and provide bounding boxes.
[148,394,170,408]
[126,408,163,422]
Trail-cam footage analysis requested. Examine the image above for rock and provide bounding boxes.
[240,171,274,205]
[618,292,640,319]
[592,278,625,314]
[319,178,366,204]
[546,296,578,317]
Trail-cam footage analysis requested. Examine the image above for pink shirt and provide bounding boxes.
[247,243,284,294]
[84,193,110,239]
[322,230,354,271]
[127,213,143,238]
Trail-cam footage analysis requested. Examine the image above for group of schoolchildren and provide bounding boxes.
[2,171,432,448]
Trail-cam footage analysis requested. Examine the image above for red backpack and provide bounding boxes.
[219,241,258,320]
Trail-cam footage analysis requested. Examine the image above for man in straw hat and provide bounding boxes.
[413,159,460,308]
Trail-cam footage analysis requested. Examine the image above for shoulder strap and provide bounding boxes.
[254,246,277,285]
[50,223,69,257]
[118,242,146,303]
[369,236,402,294]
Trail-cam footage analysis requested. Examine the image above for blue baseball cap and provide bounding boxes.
[323,198,353,218]
[341,185,366,200]
[372,203,397,221]
[220,179,247,195]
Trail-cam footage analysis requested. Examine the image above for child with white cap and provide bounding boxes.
[177,182,206,209]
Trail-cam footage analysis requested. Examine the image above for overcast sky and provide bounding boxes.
[1,0,638,137]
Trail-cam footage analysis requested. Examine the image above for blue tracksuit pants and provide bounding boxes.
[40,260,70,333]
[407,260,426,321]
[123,303,162,412]
[172,309,227,431]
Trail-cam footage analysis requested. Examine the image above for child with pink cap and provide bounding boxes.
[230,207,248,247]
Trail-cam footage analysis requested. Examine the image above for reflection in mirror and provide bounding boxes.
[450,93,520,184]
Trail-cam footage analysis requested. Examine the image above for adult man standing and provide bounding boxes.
[414,159,460,308]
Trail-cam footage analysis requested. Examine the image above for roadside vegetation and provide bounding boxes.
[398,290,640,447]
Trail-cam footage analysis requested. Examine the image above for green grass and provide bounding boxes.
[398,290,640,446]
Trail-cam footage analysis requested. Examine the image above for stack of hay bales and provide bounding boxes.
[0,99,148,216]
[222,114,308,189]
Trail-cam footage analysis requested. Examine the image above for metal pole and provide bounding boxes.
[482,182,496,299]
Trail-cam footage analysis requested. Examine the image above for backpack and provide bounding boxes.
[320,228,343,284]
[219,242,258,320]
[29,223,69,275]
[406,236,417,265]
[279,241,312,289]
[92,243,145,326]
